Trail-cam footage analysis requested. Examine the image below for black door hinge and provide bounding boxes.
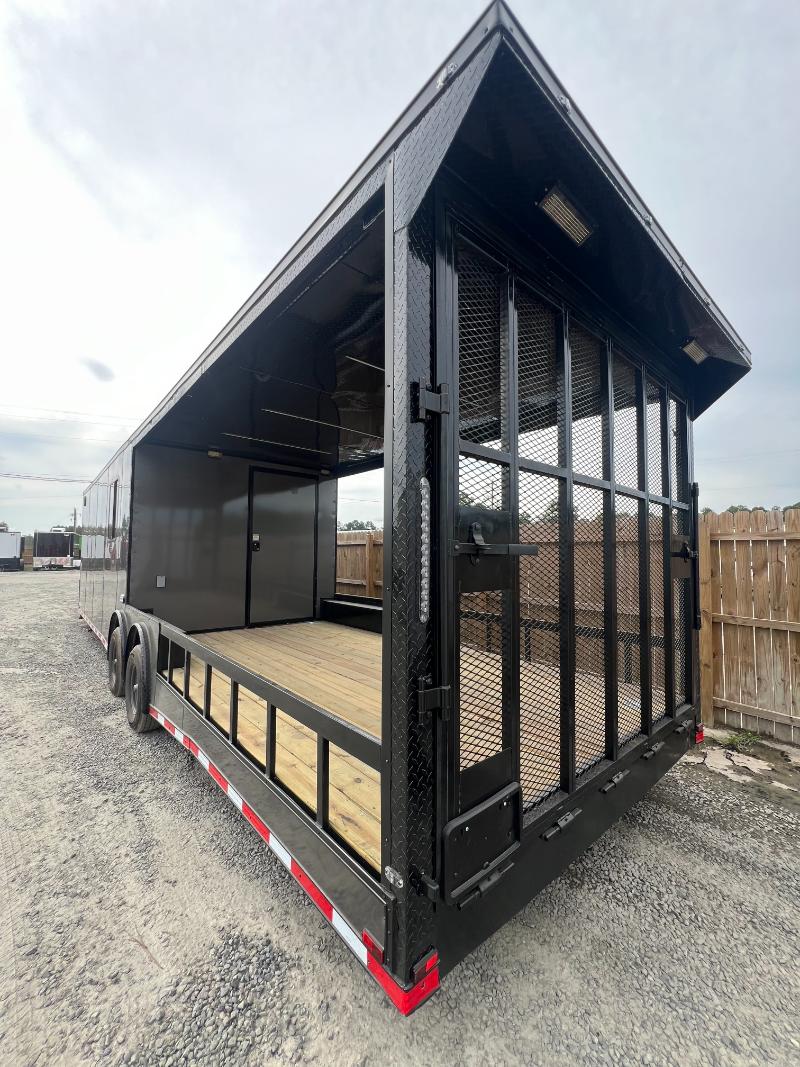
[412,382,450,421]
[418,873,440,902]
[642,740,665,761]
[541,807,582,841]
[417,676,451,723]
[600,769,629,794]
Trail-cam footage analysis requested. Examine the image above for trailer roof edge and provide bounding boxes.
[88,0,749,489]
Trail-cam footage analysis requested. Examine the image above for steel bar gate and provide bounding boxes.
[435,215,695,905]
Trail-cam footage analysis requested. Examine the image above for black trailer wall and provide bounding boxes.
[127,444,338,634]
[80,444,131,636]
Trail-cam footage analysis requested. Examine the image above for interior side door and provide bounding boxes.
[248,470,316,625]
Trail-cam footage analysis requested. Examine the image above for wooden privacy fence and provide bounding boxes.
[335,531,383,598]
[699,509,800,744]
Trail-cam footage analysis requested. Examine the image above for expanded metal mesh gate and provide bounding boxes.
[451,230,693,815]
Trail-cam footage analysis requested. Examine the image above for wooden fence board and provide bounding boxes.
[767,508,790,715]
[718,511,740,702]
[734,510,757,708]
[750,509,773,711]
[785,509,800,718]
[698,515,714,725]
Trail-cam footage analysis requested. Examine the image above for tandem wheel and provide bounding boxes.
[124,644,158,734]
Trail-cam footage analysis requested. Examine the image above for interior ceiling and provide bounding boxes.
[145,217,385,473]
[443,43,748,412]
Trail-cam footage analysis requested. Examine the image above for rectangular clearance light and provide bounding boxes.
[682,338,709,364]
[538,184,594,246]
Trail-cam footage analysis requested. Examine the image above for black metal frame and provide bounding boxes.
[77,1,746,1003]
[428,179,697,922]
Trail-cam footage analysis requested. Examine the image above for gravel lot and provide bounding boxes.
[1,571,798,1066]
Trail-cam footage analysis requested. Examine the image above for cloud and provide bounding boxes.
[82,358,114,382]
[0,0,797,537]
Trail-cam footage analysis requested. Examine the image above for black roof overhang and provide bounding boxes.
[93,1,749,489]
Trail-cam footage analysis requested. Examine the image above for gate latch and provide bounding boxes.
[412,382,450,421]
[454,523,540,565]
[671,542,697,562]
[417,677,451,723]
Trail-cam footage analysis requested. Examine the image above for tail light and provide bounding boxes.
[695,723,705,744]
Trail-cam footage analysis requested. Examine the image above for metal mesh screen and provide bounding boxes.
[669,397,689,503]
[459,590,509,770]
[573,484,607,775]
[570,322,605,480]
[616,499,642,744]
[518,285,560,466]
[646,379,665,497]
[672,509,690,706]
[613,354,639,490]
[649,502,668,724]
[456,242,507,449]
[458,453,508,510]
[519,471,561,808]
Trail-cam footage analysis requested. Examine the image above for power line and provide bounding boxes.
[0,428,127,446]
[0,473,92,484]
[0,403,137,424]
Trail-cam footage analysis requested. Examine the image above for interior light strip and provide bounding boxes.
[221,432,331,455]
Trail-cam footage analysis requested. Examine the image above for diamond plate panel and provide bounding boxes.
[518,471,561,808]
[613,353,639,490]
[456,242,508,450]
[573,484,607,774]
[518,285,561,467]
[393,36,500,228]
[387,199,436,980]
[570,322,606,479]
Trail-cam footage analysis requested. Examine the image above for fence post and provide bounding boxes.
[698,513,714,726]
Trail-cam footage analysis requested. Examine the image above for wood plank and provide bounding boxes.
[717,511,740,703]
[712,696,799,729]
[750,509,773,711]
[712,613,800,634]
[709,512,724,703]
[767,509,790,715]
[711,532,800,541]
[734,510,756,708]
[785,508,800,718]
[197,623,382,738]
[698,514,714,725]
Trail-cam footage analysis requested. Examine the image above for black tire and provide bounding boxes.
[124,644,158,734]
[108,627,125,698]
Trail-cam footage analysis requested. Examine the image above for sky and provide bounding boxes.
[0,0,798,534]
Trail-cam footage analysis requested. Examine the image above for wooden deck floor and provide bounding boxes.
[193,622,382,870]
[187,622,639,868]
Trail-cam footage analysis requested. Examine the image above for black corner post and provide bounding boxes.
[382,158,439,985]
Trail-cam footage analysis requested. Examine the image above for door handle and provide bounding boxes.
[453,522,539,564]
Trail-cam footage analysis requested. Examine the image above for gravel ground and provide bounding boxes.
[1,571,798,1067]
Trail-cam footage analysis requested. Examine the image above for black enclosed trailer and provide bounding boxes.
[33,530,79,570]
[79,2,750,1013]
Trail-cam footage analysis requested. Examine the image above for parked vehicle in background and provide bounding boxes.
[0,529,24,571]
[33,530,81,570]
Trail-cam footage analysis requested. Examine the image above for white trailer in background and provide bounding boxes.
[0,530,23,571]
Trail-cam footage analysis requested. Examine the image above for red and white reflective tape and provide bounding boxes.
[80,611,108,650]
[148,704,439,1014]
